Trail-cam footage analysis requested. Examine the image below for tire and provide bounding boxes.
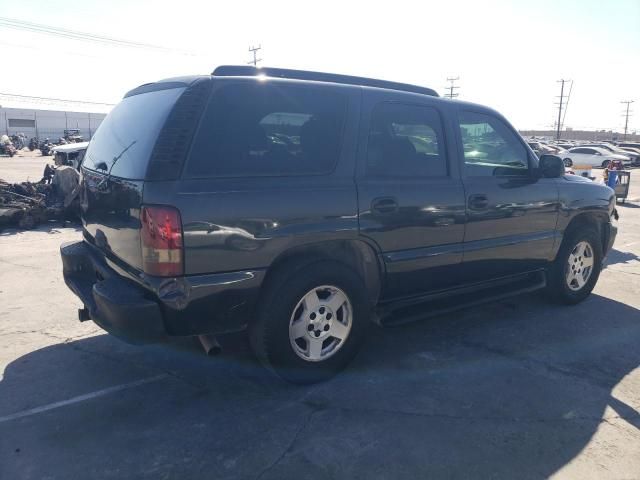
[601,160,609,168]
[546,227,602,305]
[249,260,371,384]
[563,158,572,167]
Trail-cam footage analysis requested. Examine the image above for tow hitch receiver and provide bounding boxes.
[78,307,91,322]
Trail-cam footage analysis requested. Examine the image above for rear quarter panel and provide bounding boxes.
[143,176,360,274]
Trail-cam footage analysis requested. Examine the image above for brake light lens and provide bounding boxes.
[140,205,183,277]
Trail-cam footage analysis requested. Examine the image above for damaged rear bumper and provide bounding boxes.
[60,240,264,343]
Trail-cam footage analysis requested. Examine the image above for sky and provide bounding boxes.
[0,0,638,132]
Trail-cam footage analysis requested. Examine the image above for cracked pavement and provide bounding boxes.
[1,156,639,479]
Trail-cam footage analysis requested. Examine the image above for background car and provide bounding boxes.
[575,143,639,165]
[618,142,640,151]
[526,141,556,157]
[562,146,630,168]
[554,142,576,150]
[618,146,640,163]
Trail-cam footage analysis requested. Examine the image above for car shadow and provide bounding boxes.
[0,220,81,237]
[604,248,640,267]
[1,294,639,479]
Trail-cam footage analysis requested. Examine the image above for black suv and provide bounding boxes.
[61,66,618,383]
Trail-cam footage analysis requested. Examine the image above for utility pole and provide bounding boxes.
[247,45,262,67]
[555,79,569,140]
[621,100,634,140]
[445,77,459,99]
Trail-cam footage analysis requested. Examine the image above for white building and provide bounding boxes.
[0,107,106,141]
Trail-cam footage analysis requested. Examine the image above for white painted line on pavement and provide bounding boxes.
[0,374,168,424]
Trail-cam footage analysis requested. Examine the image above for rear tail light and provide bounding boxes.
[140,205,183,277]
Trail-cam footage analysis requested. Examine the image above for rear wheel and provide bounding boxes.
[546,227,602,304]
[601,160,610,168]
[249,261,371,384]
[563,158,572,167]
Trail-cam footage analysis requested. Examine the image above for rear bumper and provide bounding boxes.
[60,241,264,343]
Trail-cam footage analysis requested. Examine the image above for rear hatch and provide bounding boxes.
[80,84,192,272]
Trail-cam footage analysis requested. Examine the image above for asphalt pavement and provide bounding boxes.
[1,150,639,479]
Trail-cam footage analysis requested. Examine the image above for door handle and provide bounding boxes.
[468,194,489,210]
[372,197,398,214]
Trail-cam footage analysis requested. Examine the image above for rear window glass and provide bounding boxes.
[83,87,185,179]
[185,83,347,177]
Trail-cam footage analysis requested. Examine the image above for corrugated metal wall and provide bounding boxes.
[0,107,106,141]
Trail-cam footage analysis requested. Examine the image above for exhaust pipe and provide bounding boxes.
[198,334,222,356]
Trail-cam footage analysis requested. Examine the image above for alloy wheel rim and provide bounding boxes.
[565,241,594,291]
[289,285,352,362]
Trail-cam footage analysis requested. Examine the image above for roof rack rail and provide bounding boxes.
[212,65,439,97]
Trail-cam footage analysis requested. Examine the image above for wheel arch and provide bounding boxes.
[262,239,384,306]
[560,211,610,257]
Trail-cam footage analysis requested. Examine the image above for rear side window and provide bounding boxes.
[366,103,447,177]
[458,111,529,177]
[185,83,347,177]
[83,87,185,179]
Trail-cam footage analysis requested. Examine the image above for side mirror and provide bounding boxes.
[538,154,565,178]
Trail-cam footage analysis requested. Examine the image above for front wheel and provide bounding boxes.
[601,160,610,168]
[249,261,371,384]
[563,158,573,167]
[546,228,602,304]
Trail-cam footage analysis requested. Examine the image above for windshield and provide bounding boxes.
[83,87,185,179]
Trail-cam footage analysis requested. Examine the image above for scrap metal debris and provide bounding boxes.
[0,166,80,230]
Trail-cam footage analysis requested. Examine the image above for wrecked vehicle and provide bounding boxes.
[63,129,84,143]
[1,135,17,157]
[52,141,89,170]
[39,139,54,156]
[0,166,80,230]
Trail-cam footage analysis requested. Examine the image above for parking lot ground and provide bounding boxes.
[0,149,52,184]
[1,161,639,479]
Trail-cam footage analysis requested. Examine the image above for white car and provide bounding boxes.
[619,146,640,162]
[575,143,640,165]
[561,146,630,168]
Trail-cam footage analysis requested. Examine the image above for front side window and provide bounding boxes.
[185,83,347,177]
[366,103,447,177]
[458,111,529,177]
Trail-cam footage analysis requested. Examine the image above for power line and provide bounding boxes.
[248,45,262,67]
[0,91,115,108]
[621,100,634,140]
[0,16,200,56]
[444,76,459,99]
